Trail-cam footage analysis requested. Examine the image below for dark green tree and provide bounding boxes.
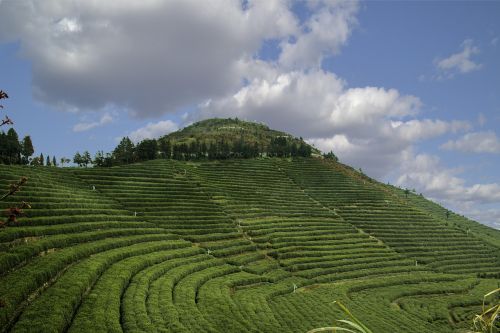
[113,137,135,165]
[290,143,298,157]
[82,151,92,167]
[73,152,83,167]
[323,150,338,161]
[60,157,70,167]
[93,151,105,167]
[199,141,207,159]
[158,138,171,159]
[39,153,44,166]
[1,128,22,164]
[52,156,57,167]
[30,156,41,166]
[20,136,34,165]
[208,142,217,159]
[136,139,158,161]
[46,155,51,166]
[298,142,311,157]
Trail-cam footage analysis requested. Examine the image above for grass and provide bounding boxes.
[0,158,499,332]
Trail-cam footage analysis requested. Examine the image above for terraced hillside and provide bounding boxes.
[1,158,499,333]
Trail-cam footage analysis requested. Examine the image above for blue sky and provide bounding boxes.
[0,0,499,228]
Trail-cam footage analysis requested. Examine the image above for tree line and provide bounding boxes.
[74,135,313,168]
[0,127,62,166]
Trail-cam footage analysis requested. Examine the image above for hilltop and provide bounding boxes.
[160,117,319,156]
[0,128,499,332]
[84,118,320,167]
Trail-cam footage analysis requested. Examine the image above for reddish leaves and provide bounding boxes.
[1,177,30,227]
[5,201,31,224]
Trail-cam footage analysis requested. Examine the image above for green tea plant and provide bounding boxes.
[307,301,373,333]
[471,288,499,333]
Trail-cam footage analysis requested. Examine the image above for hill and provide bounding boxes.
[159,117,320,157]
[95,118,320,167]
[0,122,499,332]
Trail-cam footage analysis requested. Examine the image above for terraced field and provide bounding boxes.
[1,158,499,332]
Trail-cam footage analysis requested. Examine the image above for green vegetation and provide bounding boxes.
[0,119,499,332]
[307,301,374,333]
[73,118,317,167]
[471,288,499,333]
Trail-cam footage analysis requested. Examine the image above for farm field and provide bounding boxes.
[1,158,499,333]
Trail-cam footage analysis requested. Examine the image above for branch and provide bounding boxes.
[0,115,14,127]
[0,177,28,201]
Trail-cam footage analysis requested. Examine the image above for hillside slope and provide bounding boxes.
[162,118,316,149]
[0,158,499,333]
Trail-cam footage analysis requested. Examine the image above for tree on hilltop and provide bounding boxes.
[21,136,34,165]
[136,139,158,161]
[113,137,135,165]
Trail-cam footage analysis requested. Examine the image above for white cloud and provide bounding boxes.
[73,112,113,132]
[128,120,178,143]
[467,209,500,229]
[435,39,482,77]
[202,69,422,138]
[441,131,500,154]
[397,152,500,204]
[279,0,359,69]
[395,152,500,229]
[0,0,298,117]
[201,68,469,178]
[389,119,470,143]
[55,17,82,34]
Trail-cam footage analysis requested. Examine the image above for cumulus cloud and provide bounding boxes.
[397,152,500,205]
[435,39,482,78]
[73,112,113,132]
[441,131,500,154]
[0,0,298,117]
[279,0,359,69]
[395,151,500,229]
[128,120,178,143]
[467,209,500,229]
[201,68,468,178]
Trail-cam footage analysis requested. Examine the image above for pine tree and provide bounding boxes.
[113,137,135,165]
[21,136,34,165]
[5,128,21,164]
[46,155,51,166]
[52,156,57,167]
[40,153,44,166]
